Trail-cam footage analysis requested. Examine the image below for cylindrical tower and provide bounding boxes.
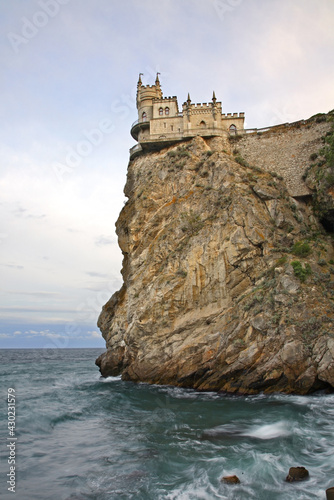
[131,74,163,141]
[136,73,163,121]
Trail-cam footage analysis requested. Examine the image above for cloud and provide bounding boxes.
[21,329,66,339]
[11,205,46,219]
[0,305,81,326]
[83,279,122,293]
[0,233,8,242]
[27,213,46,219]
[0,322,105,348]
[0,306,75,313]
[5,290,61,297]
[95,235,116,246]
[1,263,24,270]
[12,206,27,216]
[86,271,109,278]
[87,330,101,339]
[38,330,64,339]
[3,328,99,340]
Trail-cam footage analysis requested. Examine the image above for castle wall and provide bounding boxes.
[138,127,151,142]
[138,103,154,121]
[222,115,245,132]
[152,98,179,119]
[188,112,216,130]
[150,116,183,137]
[237,121,330,197]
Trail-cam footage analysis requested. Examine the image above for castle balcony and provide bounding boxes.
[130,119,150,141]
[129,143,143,160]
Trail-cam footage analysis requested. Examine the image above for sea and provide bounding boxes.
[1,348,333,500]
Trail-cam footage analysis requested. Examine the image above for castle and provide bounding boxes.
[130,74,245,159]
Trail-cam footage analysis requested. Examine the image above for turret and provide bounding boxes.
[186,93,192,122]
[136,73,163,117]
[212,91,217,121]
[136,73,143,108]
[155,73,161,92]
[132,73,164,141]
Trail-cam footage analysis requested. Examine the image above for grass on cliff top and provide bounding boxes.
[308,109,334,124]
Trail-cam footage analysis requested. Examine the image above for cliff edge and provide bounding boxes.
[96,122,334,394]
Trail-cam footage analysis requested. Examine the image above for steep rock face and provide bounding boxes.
[304,111,334,231]
[97,135,334,394]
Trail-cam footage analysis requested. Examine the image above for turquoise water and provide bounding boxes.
[0,348,333,499]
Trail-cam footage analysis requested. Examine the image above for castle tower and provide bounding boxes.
[131,73,163,142]
[136,73,162,121]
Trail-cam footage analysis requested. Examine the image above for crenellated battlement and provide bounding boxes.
[153,96,178,100]
[153,96,178,102]
[222,112,244,118]
[131,74,245,158]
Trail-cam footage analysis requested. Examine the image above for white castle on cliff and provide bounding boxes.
[130,74,245,159]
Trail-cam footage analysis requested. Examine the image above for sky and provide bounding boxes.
[1,0,334,349]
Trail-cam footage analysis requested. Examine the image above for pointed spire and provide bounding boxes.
[186,93,192,122]
[212,91,217,104]
[155,72,162,98]
[137,73,143,87]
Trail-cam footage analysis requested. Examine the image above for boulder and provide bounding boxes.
[221,475,240,484]
[286,466,309,482]
[326,487,334,500]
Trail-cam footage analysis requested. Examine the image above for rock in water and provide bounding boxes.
[326,487,334,500]
[96,133,334,394]
[286,466,309,482]
[221,475,240,484]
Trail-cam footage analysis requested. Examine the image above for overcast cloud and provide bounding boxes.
[1,0,333,348]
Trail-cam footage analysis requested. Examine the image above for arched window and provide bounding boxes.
[165,107,169,116]
[200,120,206,128]
[159,107,163,116]
[142,112,147,122]
[229,124,237,135]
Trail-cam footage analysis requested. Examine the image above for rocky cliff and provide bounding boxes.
[96,119,334,394]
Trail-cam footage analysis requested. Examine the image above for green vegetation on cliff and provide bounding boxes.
[304,110,334,231]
